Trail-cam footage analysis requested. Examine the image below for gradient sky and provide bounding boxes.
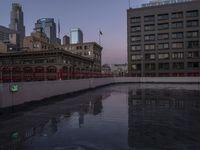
[0,0,149,64]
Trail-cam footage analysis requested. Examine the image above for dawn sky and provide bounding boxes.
[0,0,149,64]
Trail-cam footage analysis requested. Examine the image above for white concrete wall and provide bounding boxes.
[0,77,200,108]
[0,78,114,108]
[114,77,200,83]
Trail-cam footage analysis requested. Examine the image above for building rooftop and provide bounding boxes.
[130,0,197,9]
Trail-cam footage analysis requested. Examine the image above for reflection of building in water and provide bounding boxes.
[37,117,60,136]
[128,89,200,149]
[88,92,110,115]
[69,91,111,128]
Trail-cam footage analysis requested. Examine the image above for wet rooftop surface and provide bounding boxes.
[1,84,200,150]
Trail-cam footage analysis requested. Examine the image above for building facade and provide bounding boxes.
[35,18,57,44]
[63,35,70,45]
[9,3,25,47]
[110,64,128,76]
[70,28,83,44]
[0,49,95,82]
[0,25,20,52]
[127,0,200,77]
[61,42,102,72]
[23,31,55,51]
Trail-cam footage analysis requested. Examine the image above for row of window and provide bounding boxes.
[131,31,199,42]
[130,10,199,23]
[132,62,199,70]
[131,51,199,61]
[131,20,199,32]
[76,45,90,50]
[0,58,57,65]
[131,41,199,51]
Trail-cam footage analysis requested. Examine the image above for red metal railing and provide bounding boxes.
[0,68,113,83]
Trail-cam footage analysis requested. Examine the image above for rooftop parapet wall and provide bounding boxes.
[0,77,200,109]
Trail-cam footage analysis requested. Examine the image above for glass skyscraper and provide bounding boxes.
[9,3,25,47]
[35,18,57,44]
[70,28,83,44]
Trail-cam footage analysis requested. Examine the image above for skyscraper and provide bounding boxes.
[9,3,25,48]
[35,18,57,44]
[70,28,83,44]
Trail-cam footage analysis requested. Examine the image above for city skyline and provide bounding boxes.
[0,0,149,64]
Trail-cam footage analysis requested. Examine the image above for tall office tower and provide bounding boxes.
[127,0,200,77]
[9,3,25,48]
[35,18,57,44]
[70,28,83,44]
[63,35,70,45]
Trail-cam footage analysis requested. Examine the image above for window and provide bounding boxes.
[173,62,184,69]
[186,10,198,17]
[187,20,199,27]
[172,42,184,49]
[172,32,184,39]
[145,44,155,50]
[77,46,82,49]
[158,53,169,59]
[188,62,199,68]
[187,31,199,38]
[131,36,141,42]
[35,59,45,64]
[132,55,142,60]
[131,26,141,32]
[144,34,155,41]
[187,41,199,49]
[157,33,169,40]
[159,63,169,70]
[188,51,199,58]
[35,67,45,73]
[33,43,39,48]
[171,12,183,19]
[145,63,156,70]
[158,43,169,50]
[23,60,32,64]
[131,17,141,23]
[132,64,141,70]
[47,58,56,63]
[145,53,156,60]
[144,15,155,22]
[131,45,141,51]
[144,24,155,31]
[171,21,183,29]
[158,23,169,30]
[158,14,169,20]
[172,52,184,59]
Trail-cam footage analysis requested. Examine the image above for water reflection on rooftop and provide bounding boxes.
[0,84,200,150]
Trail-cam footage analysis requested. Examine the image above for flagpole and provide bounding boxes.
[99,30,101,46]
[99,29,102,46]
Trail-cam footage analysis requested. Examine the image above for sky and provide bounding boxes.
[0,0,149,64]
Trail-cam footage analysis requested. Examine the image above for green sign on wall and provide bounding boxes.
[10,84,19,92]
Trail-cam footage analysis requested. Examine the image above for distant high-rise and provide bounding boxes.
[35,18,57,44]
[63,35,70,45]
[56,38,61,45]
[0,25,16,42]
[70,28,83,44]
[9,3,25,47]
